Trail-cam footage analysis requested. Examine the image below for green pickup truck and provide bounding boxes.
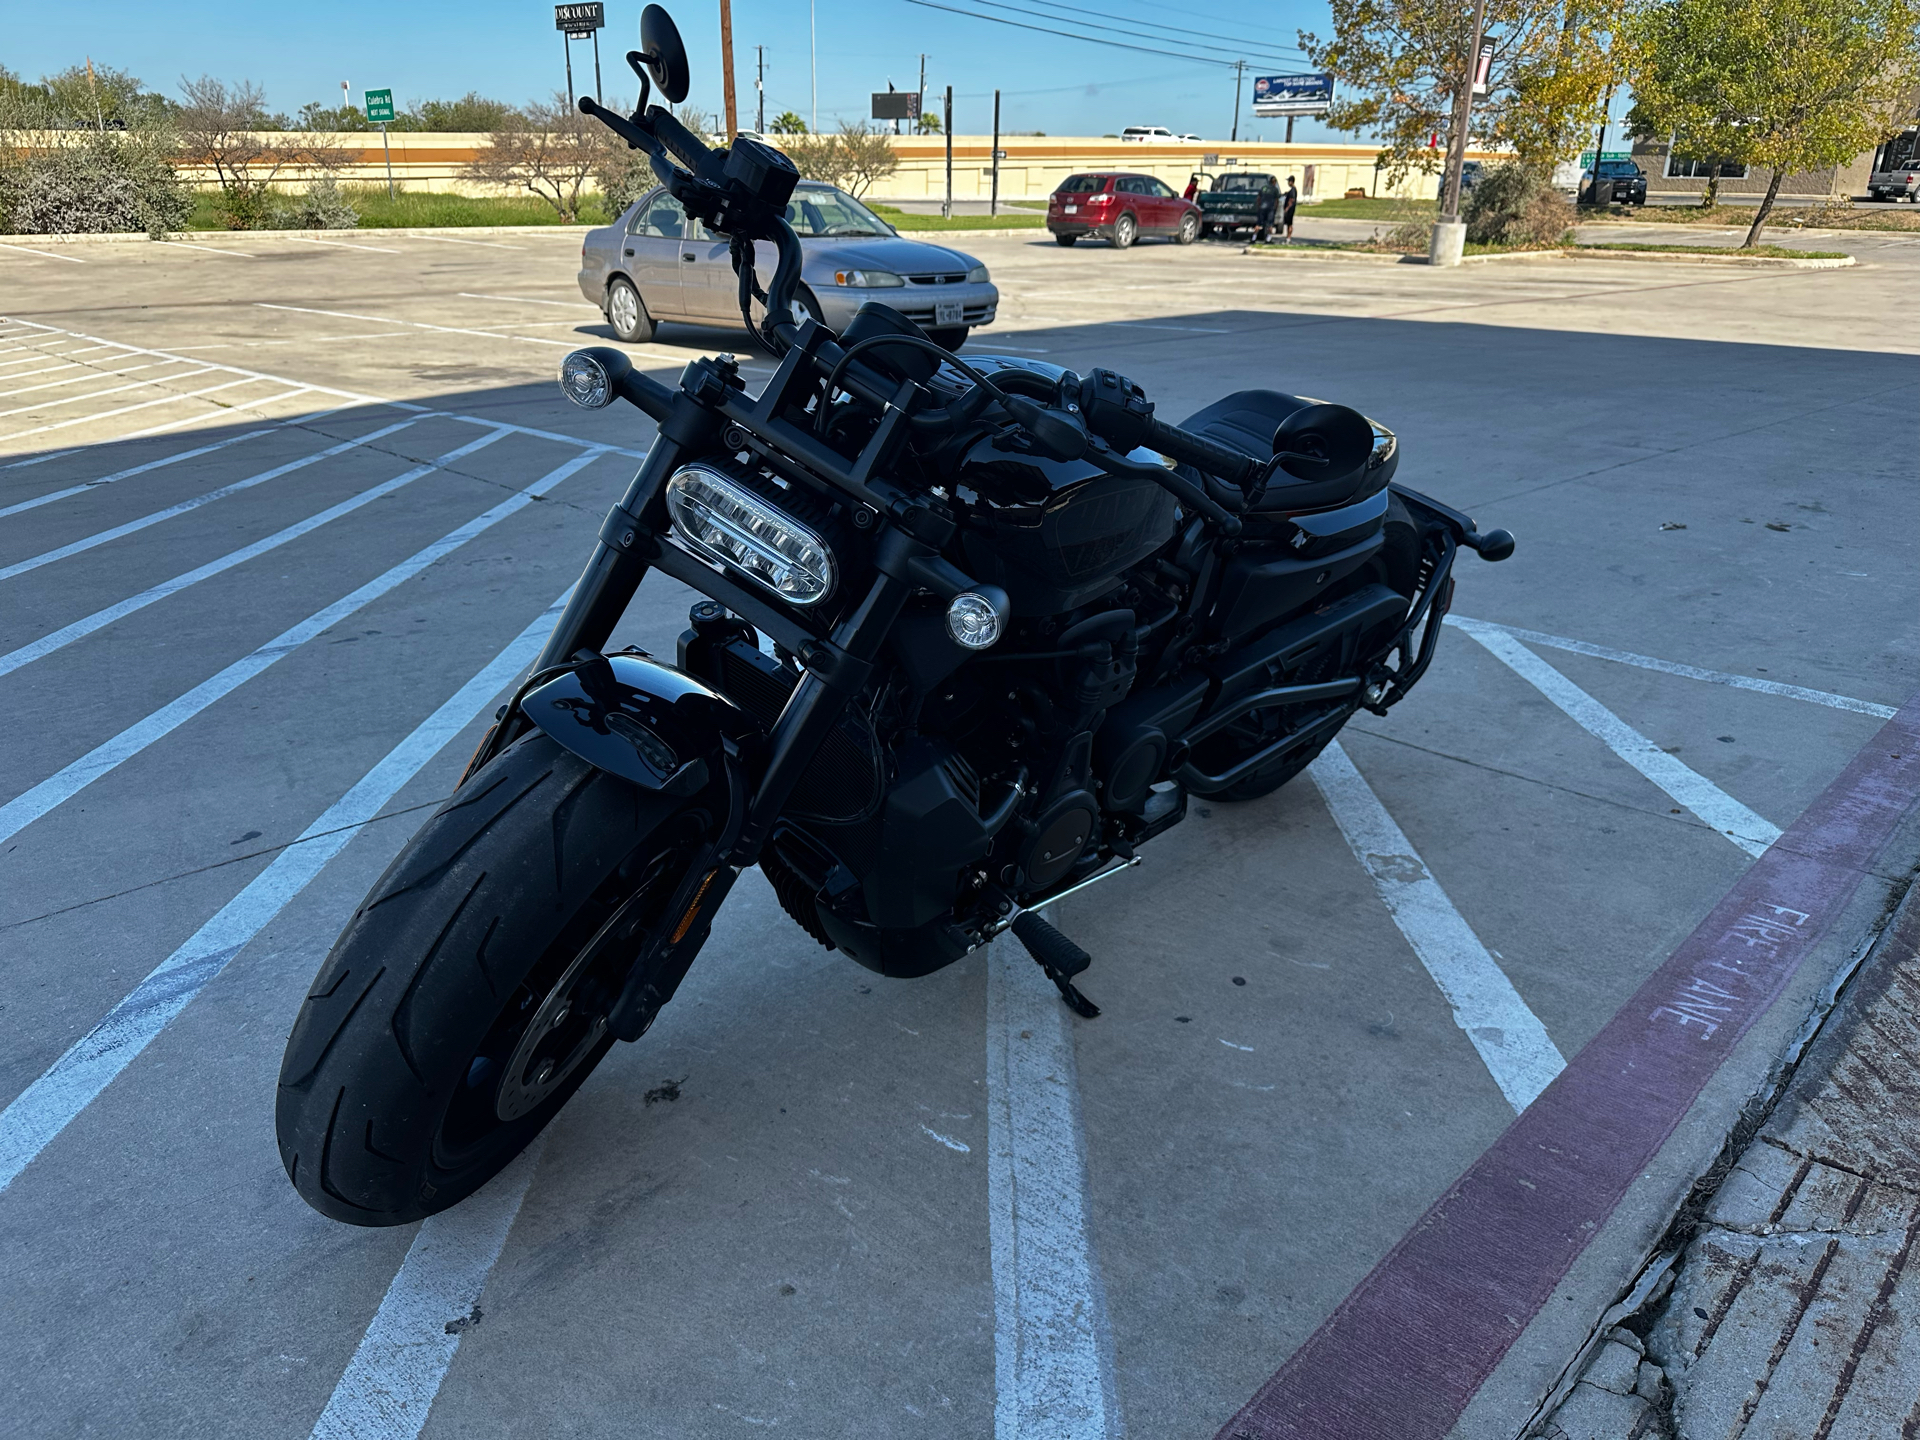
[1198,172,1279,237]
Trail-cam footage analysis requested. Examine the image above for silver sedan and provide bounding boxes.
[576,181,999,349]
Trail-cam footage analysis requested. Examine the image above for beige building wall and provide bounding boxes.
[166,133,1496,204]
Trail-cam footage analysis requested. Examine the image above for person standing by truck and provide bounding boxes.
[1183,173,1200,201]
[1282,175,1299,242]
[1254,177,1279,242]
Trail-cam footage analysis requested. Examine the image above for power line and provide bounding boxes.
[956,0,1302,62]
[1021,0,1308,56]
[1062,0,1306,43]
[899,0,1298,69]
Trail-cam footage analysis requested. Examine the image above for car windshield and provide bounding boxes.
[1212,174,1270,191]
[784,188,893,237]
[1057,175,1108,193]
[1599,163,1639,176]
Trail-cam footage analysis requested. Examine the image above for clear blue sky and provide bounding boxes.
[3,0,1353,142]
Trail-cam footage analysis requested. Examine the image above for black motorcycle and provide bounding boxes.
[275,7,1513,1225]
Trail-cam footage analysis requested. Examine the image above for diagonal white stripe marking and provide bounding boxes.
[0,419,420,582]
[0,240,85,262]
[1455,620,1783,858]
[0,366,216,419]
[119,388,314,439]
[308,1137,548,1440]
[0,427,507,679]
[283,236,404,254]
[0,590,572,1194]
[0,375,262,442]
[1309,741,1567,1112]
[1444,615,1897,720]
[256,302,578,349]
[987,939,1117,1439]
[0,447,81,471]
[0,359,178,400]
[0,430,272,519]
[0,447,601,844]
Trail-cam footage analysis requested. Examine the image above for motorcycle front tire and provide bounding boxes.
[275,731,713,1226]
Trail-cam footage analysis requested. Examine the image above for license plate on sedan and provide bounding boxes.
[1064,204,1078,214]
[935,300,964,326]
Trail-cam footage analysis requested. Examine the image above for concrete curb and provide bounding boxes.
[1242,243,1857,269]
[0,224,597,246]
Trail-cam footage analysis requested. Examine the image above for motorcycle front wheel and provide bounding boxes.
[275,732,713,1226]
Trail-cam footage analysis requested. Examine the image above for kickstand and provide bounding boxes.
[1010,911,1102,1019]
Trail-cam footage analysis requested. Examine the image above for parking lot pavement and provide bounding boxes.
[0,228,1915,1439]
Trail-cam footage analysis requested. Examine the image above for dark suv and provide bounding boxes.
[1585,160,1648,206]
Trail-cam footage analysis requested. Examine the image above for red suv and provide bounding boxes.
[1048,172,1202,249]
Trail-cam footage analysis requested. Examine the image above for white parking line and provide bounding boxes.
[0,419,421,582]
[1454,620,1784,858]
[410,234,525,250]
[986,940,1118,1439]
[0,367,217,420]
[1445,615,1898,720]
[0,429,273,521]
[156,239,256,258]
[0,446,80,471]
[458,292,595,308]
[0,589,572,1195]
[1309,741,1567,1112]
[0,427,505,680]
[284,236,404,255]
[0,375,263,443]
[0,359,181,400]
[0,241,85,263]
[256,302,579,350]
[121,387,315,439]
[0,446,600,844]
[308,1138,548,1440]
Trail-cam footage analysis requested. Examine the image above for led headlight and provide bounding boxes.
[665,465,837,606]
[946,592,1003,650]
[965,264,990,283]
[559,350,614,409]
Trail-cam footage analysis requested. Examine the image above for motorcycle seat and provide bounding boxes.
[1177,390,1385,511]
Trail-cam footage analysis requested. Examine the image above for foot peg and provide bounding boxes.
[1010,912,1101,1018]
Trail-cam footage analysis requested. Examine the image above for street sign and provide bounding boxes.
[1579,150,1631,166]
[1471,40,1495,96]
[554,2,604,35]
[1251,74,1332,117]
[992,148,1007,160]
[364,89,394,124]
[872,91,920,121]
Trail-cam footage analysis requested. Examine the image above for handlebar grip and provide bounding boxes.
[1142,416,1259,488]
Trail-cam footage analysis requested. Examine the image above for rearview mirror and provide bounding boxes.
[639,5,691,104]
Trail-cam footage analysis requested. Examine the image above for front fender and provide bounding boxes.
[520,652,761,797]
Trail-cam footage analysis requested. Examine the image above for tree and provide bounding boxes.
[1623,0,1920,244]
[407,92,520,131]
[769,110,808,134]
[915,110,943,134]
[465,91,613,221]
[176,76,341,228]
[0,63,189,236]
[780,130,851,186]
[834,121,898,196]
[1301,0,1624,182]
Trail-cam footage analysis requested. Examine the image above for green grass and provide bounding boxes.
[187,186,613,231]
[1586,202,1920,232]
[868,203,1046,230]
[1573,241,1847,259]
[1297,195,1432,219]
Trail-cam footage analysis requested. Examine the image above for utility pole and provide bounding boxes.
[919,54,927,133]
[591,28,603,104]
[1586,84,1616,205]
[1230,61,1246,143]
[563,30,575,104]
[991,88,1001,216]
[1430,0,1489,266]
[810,0,817,134]
[756,46,765,134]
[1285,115,1295,144]
[943,85,953,218]
[718,0,738,137]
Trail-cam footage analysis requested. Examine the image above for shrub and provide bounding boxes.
[274,177,359,229]
[1463,163,1573,247]
[0,132,191,237]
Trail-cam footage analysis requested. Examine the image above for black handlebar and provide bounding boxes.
[1141,416,1259,490]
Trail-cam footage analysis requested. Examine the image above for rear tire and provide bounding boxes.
[1055,232,1078,247]
[275,733,713,1226]
[606,276,655,343]
[1111,212,1138,249]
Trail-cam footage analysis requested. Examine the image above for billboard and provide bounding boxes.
[1252,74,1332,117]
[872,91,922,121]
